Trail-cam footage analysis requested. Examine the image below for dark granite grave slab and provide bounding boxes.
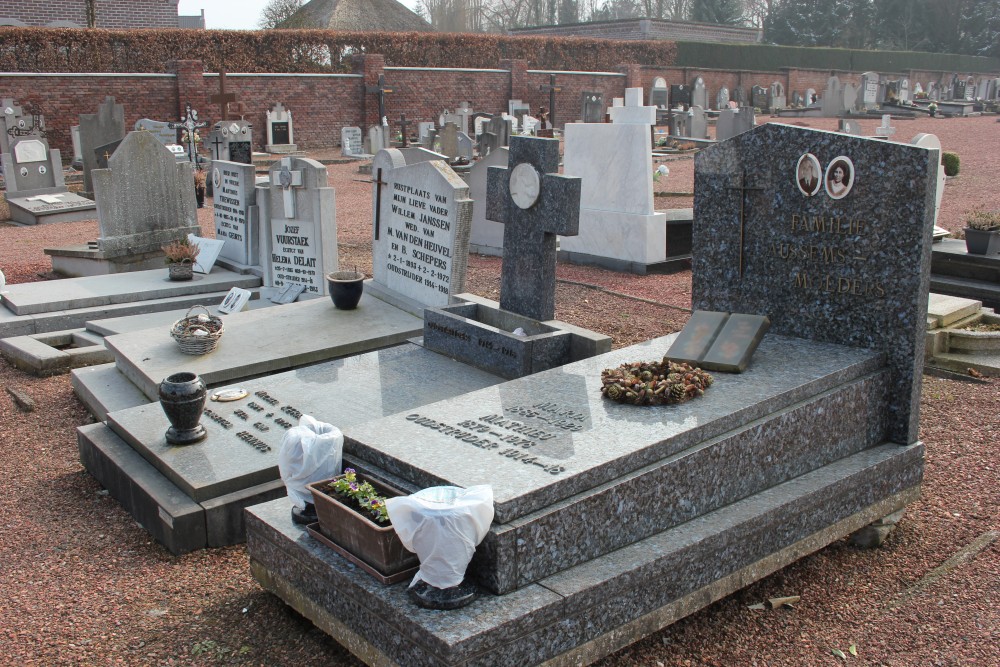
[930,238,1000,309]
[246,441,922,666]
[692,123,936,444]
[343,333,884,526]
[472,368,890,594]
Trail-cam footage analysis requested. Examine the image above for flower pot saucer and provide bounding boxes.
[306,523,418,585]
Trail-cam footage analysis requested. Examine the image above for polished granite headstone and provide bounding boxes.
[692,123,936,444]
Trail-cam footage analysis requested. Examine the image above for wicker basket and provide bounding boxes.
[170,305,224,355]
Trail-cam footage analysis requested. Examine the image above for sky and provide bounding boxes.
[177,0,420,30]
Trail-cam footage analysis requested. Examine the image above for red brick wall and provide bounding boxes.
[0,56,989,161]
[0,0,178,28]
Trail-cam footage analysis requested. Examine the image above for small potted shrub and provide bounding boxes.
[964,209,1000,255]
[942,152,960,177]
[162,237,200,281]
[193,169,207,208]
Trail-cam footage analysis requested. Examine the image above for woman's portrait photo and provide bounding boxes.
[825,157,855,200]
[796,153,822,196]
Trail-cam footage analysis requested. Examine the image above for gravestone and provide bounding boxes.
[913,82,924,97]
[134,118,177,146]
[456,131,473,160]
[92,131,199,257]
[367,125,389,155]
[805,88,817,106]
[670,84,691,109]
[417,122,435,143]
[691,77,708,110]
[212,160,260,267]
[2,136,97,225]
[508,99,530,120]
[581,92,604,123]
[244,127,932,665]
[0,98,25,155]
[451,101,473,135]
[842,83,859,112]
[437,122,461,160]
[911,133,946,229]
[341,126,364,156]
[860,72,879,110]
[717,86,730,110]
[964,76,975,101]
[899,78,911,103]
[93,139,123,170]
[471,112,491,137]
[715,107,755,142]
[466,146,509,257]
[928,81,940,101]
[70,125,83,168]
[79,96,125,198]
[368,147,473,311]
[650,77,668,108]
[486,136,581,321]
[839,119,862,135]
[562,88,669,272]
[751,85,768,111]
[792,91,803,107]
[266,103,297,153]
[692,122,937,444]
[768,81,786,111]
[821,76,844,117]
[208,120,253,165]
[732,86,746,107]
[976,78,989,101]
[952,77,966,100]
[259,157,337,296]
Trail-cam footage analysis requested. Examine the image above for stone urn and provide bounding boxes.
[158,372,208,445]
[327,271,365,310]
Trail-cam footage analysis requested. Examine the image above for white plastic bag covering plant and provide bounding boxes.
[277,414,343,509]
[386,485,494,590]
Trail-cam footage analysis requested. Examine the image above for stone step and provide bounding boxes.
[927,350,1000,377]
[71,363,150,422]
[926,292,982,329]
[245,441,923,667]
[929,275,1000,310]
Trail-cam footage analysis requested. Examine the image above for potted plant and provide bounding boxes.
[193,169,207,208]
[964,209,1000,255]
[306,468,417,577]
[162,237,200,281]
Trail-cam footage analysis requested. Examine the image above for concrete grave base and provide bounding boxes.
[6,193,97,226]
[0,328,112,376]
[558,209,693,275]
[247,443,921,667]
[45,244,172,277]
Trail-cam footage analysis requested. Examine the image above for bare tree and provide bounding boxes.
[258,0,305,29]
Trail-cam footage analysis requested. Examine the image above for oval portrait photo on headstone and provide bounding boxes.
[825,156,855,200]
[795,153,822,196]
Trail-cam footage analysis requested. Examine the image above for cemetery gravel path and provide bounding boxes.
[0,115,998,666]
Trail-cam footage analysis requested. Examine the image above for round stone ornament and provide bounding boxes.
[509,163,540,209]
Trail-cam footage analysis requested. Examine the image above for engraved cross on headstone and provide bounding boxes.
[210,71,238,122]
[485,136,581,321]
[726,168,764,280]
[372,166,389,239]
[277,157,303,218]
[210,134,225,160]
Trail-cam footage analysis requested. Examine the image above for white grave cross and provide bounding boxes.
[26,193,67,204]
[608,88,657,125]
[277,157,304,218]
[875,114,897,138]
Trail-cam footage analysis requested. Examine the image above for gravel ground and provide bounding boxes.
[0,115,998,666]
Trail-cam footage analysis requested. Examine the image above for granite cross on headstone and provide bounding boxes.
[485,136,581,321]
[210,71,238,122]
[277,157,304,218]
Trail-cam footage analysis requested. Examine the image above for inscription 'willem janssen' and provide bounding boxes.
[768,214,886,299]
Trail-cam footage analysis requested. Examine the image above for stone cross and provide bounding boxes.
[277,157,304,218]
[168,103,208,163]
[454,102,473,135]
[538,75,562,127]
[366,74,398,126]
[875,114,897,138]
[210,71,238,122]
[485,136,581,321]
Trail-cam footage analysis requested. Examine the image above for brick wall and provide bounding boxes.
[0,0,178,28]
[0,56,987,160]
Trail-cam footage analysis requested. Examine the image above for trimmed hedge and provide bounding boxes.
[675,41,1000,74]
[0,28,677,73]
[942,152,960,177]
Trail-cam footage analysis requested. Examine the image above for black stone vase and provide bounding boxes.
[158,372,208,445]
[327,271,365,310]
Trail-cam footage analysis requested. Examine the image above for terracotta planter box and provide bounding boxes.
[306,475,417,577]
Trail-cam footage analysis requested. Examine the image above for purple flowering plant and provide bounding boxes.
[328,468,390,524]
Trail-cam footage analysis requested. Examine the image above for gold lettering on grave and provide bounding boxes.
[782,214,884,299]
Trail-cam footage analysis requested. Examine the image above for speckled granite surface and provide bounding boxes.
[692,124,936,445]
[247,442,923,667]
